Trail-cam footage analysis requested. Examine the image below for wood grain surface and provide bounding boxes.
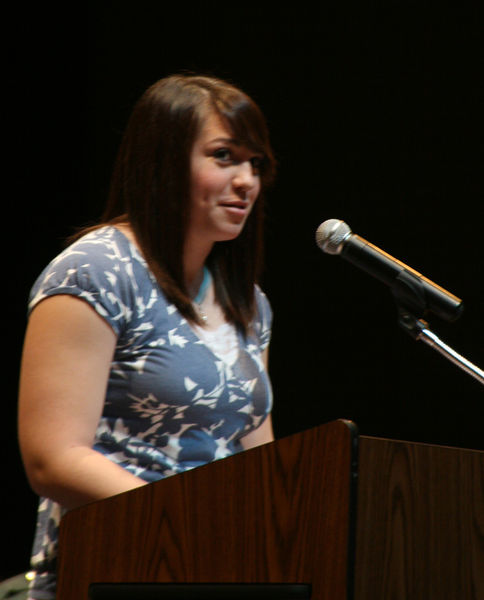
[57,419,357,600]
[57,425,482,599]
[355,436,484,600]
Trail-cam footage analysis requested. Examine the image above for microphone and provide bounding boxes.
[315,219,463,322]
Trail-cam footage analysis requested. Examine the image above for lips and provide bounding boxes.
[217,198,251,220]
[218,199,249,210]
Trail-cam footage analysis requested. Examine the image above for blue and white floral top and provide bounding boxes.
[27,226,273,599]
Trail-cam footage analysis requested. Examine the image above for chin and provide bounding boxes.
[216,226,247,242]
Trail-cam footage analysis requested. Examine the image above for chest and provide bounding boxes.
[106,298,269,418]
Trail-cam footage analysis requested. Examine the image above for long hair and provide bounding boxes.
[100,74,276,332]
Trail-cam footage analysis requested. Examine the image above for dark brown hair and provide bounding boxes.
[99,74,276,332]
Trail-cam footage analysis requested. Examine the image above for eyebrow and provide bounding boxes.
[209,136,240,145]
[205,136,264,156]
[208,137,264,155]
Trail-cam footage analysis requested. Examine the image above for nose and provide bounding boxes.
[232,160,259,195]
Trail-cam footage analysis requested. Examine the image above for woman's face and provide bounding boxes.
[186,111,262,252]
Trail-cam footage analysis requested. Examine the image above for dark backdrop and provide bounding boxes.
[6,2,482,581]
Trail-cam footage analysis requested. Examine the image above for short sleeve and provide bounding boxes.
[28,228,139,336]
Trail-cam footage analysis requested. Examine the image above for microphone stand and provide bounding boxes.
[391,271,484,386]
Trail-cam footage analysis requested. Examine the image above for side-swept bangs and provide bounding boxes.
[189,77,276,189]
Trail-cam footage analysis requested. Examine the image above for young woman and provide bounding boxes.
[18,74,276,599]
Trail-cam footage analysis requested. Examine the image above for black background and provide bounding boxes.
[6,1,483,581]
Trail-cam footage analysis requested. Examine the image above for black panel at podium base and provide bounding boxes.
[89,582,312,599]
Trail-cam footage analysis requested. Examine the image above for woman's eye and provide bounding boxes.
[212,148,264,173]
[213,148,233,162]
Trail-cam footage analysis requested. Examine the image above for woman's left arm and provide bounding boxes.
[240,415,274,449]
[240,347,274,449]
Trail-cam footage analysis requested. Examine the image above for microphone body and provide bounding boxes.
[316,219,463,322]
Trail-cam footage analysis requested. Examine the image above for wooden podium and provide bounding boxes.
[57,420,483,599]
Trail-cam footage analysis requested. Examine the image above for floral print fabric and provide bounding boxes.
[27,226,272,598]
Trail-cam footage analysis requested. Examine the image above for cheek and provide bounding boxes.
[191,167,226,201]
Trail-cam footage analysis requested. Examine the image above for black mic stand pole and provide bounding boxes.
[391,271,484,386]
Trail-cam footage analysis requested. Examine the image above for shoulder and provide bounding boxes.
[48,226,139,271]
[28,226,157,334]
[30,227,131,302]
[254,285,272,320]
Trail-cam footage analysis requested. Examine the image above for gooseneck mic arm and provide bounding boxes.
[316,219,483,385]
[413,319,484,385]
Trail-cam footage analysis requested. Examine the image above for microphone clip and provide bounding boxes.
[391,271,484,384]
[391,269,428,339]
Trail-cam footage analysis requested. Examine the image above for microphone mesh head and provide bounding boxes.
[315,219,352,255]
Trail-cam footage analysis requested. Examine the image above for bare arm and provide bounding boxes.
[240,347,274,450]
[18,295,146,510]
